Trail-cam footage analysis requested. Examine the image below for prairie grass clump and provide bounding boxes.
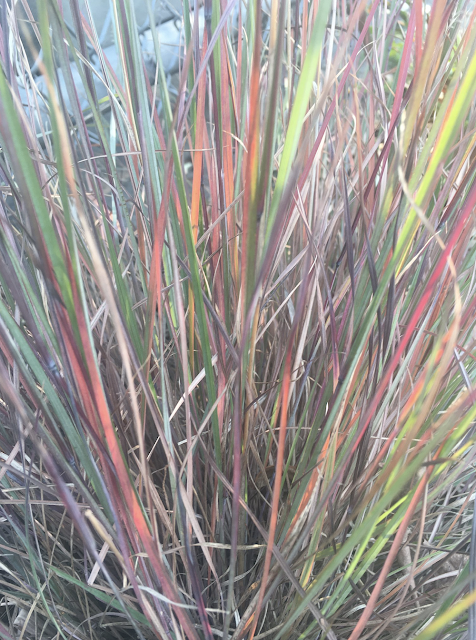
[0,1,476,639]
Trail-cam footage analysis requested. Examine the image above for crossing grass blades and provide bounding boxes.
[0,1,476,639]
